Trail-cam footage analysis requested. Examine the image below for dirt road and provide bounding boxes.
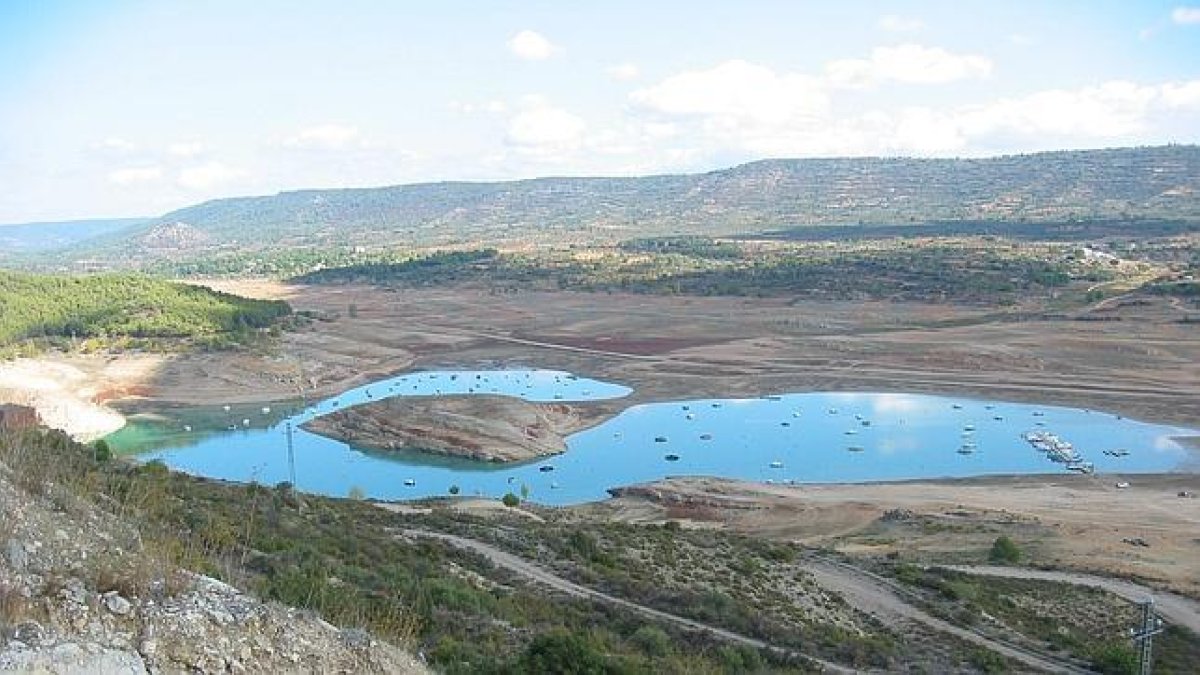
[947,565,1200,634]
[405,529,1083,673]
[804,557,1086,674]
[402,529,854,673]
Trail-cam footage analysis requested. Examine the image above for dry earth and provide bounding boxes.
[302,395,611,462]
[597,473,1200,598]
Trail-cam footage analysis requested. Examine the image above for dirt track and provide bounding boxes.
[402,529,853,673]
[406,528,1079,673]
[946,565,1200,634]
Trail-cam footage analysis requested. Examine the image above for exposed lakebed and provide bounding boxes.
[105,369,1196,505]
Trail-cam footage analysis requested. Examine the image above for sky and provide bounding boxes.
[0,1,1198,223]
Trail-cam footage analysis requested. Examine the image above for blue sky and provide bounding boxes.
[1,0,1198,222]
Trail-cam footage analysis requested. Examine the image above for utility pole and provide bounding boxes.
[1130,597,1164,675]
[285,420,297,488]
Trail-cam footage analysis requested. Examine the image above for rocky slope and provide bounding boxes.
[303,395,609,462]
[0,444,426,673]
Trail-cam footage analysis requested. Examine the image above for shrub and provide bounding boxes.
[988,536,1021,564]
[92,439,113,462]
[1091,642,1138,675]
[515,629,609,674]
[501,492,520,508]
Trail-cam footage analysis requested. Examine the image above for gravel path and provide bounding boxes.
[947,565,1200,634]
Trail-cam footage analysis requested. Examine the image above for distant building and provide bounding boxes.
[0,404,40,431]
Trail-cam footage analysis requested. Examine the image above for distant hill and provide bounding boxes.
[0,218,147,255]
[42,146,1200,269]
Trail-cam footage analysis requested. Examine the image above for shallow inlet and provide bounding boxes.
[110,369,1196,506]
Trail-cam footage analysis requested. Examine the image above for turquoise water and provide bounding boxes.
[118,369,1196,506]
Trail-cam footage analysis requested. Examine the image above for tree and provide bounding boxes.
[92,439,112,462]
[501,492,520,508]
[988,536,1021,564]
[448,484,460,496]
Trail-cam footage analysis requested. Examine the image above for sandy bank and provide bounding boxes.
[303,395,613,462]
[0,358,137,441]
[596,473,1200,596]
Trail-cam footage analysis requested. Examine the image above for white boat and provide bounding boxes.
[769,460,784,468]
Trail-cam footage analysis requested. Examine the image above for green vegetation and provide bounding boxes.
[293,238,1127,305]
[988,536,1021,564]
[884,564,1200,671]
[0,270,291,356]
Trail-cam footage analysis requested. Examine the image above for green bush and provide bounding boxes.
[92,439,112,462]
[514,628,610,674]
[988,536,1021,564]
[501,492,520,508]
[1091,642,1138,675]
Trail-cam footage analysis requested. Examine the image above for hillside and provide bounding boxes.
[47,146,1200,270]
[0,271,291,355]
[0,218,146,256]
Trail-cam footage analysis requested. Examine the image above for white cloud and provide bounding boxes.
[606,62,641,81]
[631,60,828,125]
[826,44,992,88]
[1171,6,1200,24]
[958,81,1159,138]
[167,141,206,158]
[1161,80,1200,108]
[107,166,163,186]
[506,97,586,157]
[507,30,556,60]
[625,57,1200,162]
[89,137,137,155]
[282,124,361,150]
[177,161,247,190]
[878,15,925,32]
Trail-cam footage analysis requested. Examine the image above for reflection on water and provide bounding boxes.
[110,369,1195,506]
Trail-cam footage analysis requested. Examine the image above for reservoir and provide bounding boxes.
[106,369,1196,506]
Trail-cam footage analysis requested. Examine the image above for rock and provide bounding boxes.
[10,621,44,643]
[4,538,29,571]
[138,639,157,658]
[105,592,133,616]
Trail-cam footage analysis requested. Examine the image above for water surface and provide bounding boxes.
[110,370,1195,505]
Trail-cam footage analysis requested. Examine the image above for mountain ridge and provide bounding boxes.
[41,145,1200,268]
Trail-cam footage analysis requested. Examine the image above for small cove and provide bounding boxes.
[106,369,1197,506]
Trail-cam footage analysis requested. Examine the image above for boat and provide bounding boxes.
[957,444,976,455]
[860,420,871,427]
[847,446,865,452]
[404,478,416,486]
[828,408,838,414]
[664,453,680,461]
[769,460,784,468]
[781,421,791,427]
[686,413,695,420]
[654,436,669,443]
[963,424,975,431]
[538,465,555,473]
[844,429,857,435]
[711,403,722,408]
[952,404,963,410]
[1066,461,1094,474]
[792,411,802,418]
[699,433,713,441]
